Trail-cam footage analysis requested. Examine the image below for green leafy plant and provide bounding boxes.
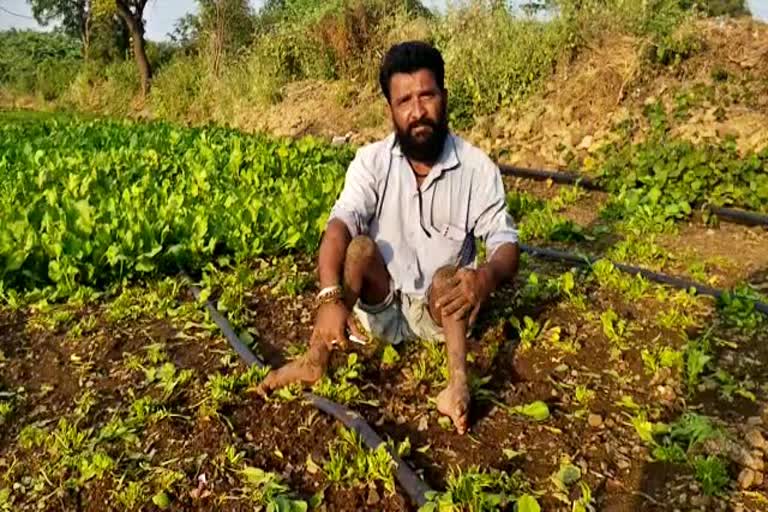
[322,427,400,495]
[419,465,531,512]
[240,466,307,511]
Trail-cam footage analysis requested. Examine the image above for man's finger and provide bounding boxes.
[441,296,469,316]
[450,303,473,321]
[468,303,481,327]
[347,316,367,345]
[436,285,464,309]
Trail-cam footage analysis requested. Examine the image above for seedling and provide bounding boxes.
[322,427,400,495]
[419,465,531,512]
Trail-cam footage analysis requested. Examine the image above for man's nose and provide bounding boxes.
[410,98,427,120]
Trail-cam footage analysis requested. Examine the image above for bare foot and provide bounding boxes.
[437,382,470,434]
[255,345,329,396]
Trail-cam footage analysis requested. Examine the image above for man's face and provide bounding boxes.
[388,68,448,163]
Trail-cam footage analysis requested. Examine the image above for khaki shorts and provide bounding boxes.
[353,289,443,345]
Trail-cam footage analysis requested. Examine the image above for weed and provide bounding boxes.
[692,455,730,496]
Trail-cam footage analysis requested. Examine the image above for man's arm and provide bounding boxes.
[318,218,352,288]
[476,241,520,295]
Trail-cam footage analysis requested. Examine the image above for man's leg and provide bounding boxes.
[428,265,471,434]
[257,236,390,393]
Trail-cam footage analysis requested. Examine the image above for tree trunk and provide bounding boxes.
[116,2,152,96]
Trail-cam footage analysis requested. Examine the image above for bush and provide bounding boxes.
[150,56,205,121]
[0,30,82,99]
[435,2,570,128]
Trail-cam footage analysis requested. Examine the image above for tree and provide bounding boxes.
[198,0,254,75]
[28,0,93,57]
[94,0,152,95]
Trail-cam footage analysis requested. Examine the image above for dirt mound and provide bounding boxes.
[467,17,768,168]
[244,17,768,170]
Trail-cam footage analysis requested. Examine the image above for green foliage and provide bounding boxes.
[717,284,767,331]
[692,455,730,496]
[419,466,530,512]
[323,427,400,495]
[436,2,570,128]
[312,353,371,405]
[598,104,768,224]
[240,466,308,510]
[0,30,82,100]
[0,115,354,299]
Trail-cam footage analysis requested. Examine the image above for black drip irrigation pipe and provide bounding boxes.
[519,244,768,316]
[498,164,768,227]
[188,285,433,507]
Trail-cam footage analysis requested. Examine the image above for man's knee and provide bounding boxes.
[429,265,458,326]
[432,265,457,295]
[345,236,377,268]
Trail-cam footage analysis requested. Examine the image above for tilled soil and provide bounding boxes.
[1,245,767,511]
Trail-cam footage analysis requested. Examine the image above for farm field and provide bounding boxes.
[1,111,768,512]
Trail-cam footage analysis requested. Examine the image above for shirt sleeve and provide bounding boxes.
[472,161,519,256]
[327,150,378,238]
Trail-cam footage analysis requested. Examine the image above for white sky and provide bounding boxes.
[1,0,767,41]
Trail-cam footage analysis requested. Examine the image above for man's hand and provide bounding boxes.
[435,267,495,325]
[312,300,354,349]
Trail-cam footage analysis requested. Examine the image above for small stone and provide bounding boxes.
[617,459,630,470]
[690,495,710,508]
[746,429,767,451]
[588,414,603,428]
[606,418,616,428]
[754,471,764,487]
[738,468,756,489]
[605,479,622,492]
[732,448,764,471]
[677,493,688,505]
[747,416,763,427]
[366,486,380,505]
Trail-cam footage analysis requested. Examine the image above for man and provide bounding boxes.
[257,41,520,435]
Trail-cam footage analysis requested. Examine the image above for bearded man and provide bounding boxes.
[257,41,520,434]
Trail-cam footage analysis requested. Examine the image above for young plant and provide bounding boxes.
[419,465,531,512]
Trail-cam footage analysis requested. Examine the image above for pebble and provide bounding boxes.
[733,449,764,471]
[755,471,764,487]
[746,429,767,451]
[588,414,603,428]
[677,493,688,505]
[690,495,710,508]
[605,418,616,428]
[747,416,763,427]
[366,486,380,505]
[738,468,755,489]
[617,459,630,470]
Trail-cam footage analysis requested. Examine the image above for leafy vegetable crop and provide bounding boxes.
[0,115,353,298]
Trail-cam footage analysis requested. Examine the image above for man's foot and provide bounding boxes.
[255,347,328,396]
[437,382,470,434]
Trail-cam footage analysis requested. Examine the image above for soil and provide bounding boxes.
[5,241,767,511]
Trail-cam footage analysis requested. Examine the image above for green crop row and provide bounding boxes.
[0,114,353,297]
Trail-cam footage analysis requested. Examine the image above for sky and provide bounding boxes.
[1,0,767,41]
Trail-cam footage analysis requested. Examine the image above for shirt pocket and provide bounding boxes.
[432,223,468,266]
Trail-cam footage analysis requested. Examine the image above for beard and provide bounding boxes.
[394,105,449,163]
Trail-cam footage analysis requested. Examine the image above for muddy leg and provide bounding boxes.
[257,236,389,394]
[429,266,470,434]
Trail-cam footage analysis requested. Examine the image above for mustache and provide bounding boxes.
[408,119,437,132]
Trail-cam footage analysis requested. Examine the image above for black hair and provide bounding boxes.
[378,41,445,103]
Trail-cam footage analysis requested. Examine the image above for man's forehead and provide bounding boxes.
[390,69,439,94]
